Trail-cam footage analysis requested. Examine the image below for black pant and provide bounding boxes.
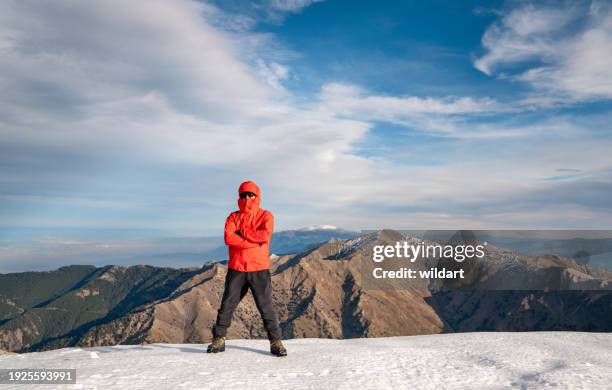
[213,268,282,341]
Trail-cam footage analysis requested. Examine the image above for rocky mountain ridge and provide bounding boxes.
[1,230,610,352]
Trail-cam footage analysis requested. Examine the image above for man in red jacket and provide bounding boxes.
[207,181,287,357]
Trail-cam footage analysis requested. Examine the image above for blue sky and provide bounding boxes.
[1,0,612,271]
[255,0,507,96]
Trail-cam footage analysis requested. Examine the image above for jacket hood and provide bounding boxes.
[237,180,261,213]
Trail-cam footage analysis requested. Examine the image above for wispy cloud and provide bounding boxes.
[474,1,612,105]
[319,83,513,116]
[208,0,324,25]
[269,0,324,13]
[316,83,523,138]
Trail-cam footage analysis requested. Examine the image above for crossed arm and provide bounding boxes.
[224,212,274,249]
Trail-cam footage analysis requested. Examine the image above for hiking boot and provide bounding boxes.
[206,336,225,353]
[270,339,287,357]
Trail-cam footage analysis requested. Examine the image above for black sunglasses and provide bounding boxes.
[239,191,257,199]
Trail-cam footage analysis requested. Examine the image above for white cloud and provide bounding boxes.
[474,1,612,104]
[256,59,290,90]
[213,0,324,25]
[316,83,524,138]
[269,0,324,13]
[319,83,511,116]
[0,0,364,166]
[0,0,376,218]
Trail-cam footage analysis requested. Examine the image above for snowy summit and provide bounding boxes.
[299,225,339,231]
[1,332,611,389]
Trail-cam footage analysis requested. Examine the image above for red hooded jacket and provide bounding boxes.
[224,181,274,272]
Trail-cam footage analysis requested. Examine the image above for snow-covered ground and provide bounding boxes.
[1,332,611,389]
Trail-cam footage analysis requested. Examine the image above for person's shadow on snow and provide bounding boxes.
[148,344,203,354]
[150,343,271,356]
[225,345,270,356]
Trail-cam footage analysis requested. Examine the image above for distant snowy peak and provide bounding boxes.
[298,225,339,231]
[270,227,359,255]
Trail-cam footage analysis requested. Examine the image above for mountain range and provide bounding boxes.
[0,229,610,353]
